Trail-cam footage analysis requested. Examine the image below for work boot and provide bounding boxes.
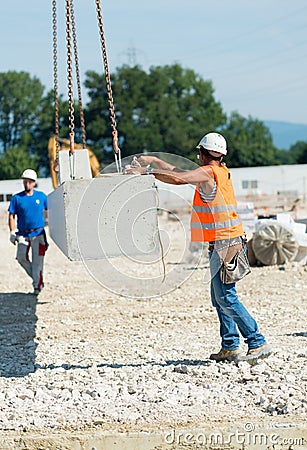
[242,344,273,362]
[209,348,242,362]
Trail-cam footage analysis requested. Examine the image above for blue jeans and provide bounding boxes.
[209,250,266,350]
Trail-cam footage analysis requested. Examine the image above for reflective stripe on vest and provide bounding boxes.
[191,217,242,230]
[190,164,244,242]
[192,204,237,213]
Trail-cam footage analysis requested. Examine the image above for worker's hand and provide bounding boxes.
[124,166,146,175]
[10,233,18,245]
[137,155,156,166]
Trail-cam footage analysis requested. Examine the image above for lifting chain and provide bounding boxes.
[70,0,87,149]
[52,0,121,174]
[52,0,60,154]
[95,0,122,173]
[65,0,75,156]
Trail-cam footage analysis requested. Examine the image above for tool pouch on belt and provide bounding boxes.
[220,246,251,284]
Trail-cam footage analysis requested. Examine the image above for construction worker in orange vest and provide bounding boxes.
[126,132,272,363]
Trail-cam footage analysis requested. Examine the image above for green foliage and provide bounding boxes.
[275,148,296,165]
[288,141,307,164]
[0,147,38,180]
[221,112,277,167]
[83,70,110,163]
[0,71,45,152]
[0,68,306,179]
[275,141,307,165]
[85,64,226,162]
[31,90,71,175]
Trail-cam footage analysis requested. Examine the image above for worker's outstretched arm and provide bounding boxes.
[137,155,184,172]
[154,166,214,186]
[126,164,213,187]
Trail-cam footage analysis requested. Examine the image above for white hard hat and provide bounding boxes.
[21,169,37,182]
[197,132,227,156]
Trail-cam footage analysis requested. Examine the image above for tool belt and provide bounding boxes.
[18,228,49,251]
[209,235,250,284]
[19,227,44,233]
[209,234,247,257]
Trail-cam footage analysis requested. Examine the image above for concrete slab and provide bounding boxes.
[48,174,158,261]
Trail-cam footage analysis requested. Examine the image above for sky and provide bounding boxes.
[1,0,307,125]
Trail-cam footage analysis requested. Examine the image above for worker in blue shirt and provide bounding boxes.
[8,169,48,295]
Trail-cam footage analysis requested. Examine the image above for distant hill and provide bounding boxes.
[264,120,307,150]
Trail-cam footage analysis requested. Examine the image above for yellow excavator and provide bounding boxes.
[48,136,101,189]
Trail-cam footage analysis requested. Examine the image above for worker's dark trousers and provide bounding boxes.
[16,235,46,290]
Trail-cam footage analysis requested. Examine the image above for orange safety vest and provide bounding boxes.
[190,164,244,242]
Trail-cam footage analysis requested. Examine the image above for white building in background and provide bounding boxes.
[0,178,53,224]
[156,164,307,208]
[231,164,307,200]
[0,178,53,202]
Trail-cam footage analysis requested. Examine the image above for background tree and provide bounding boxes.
[83,70,110,164]
[289,141,307,164]
[0,71,44,152]
[31,90,71,175]
[0,147,38,180]
[85,64,226,163]
[1,67,305,180]
[221,112,277,167]
[275,148,296,165]
[275,141,307,165]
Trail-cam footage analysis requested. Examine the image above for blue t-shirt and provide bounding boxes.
[8,190,48,237]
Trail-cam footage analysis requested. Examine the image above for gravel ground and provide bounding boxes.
[0,215,306,441]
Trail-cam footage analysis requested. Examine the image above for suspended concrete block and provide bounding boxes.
[47,174,159,261]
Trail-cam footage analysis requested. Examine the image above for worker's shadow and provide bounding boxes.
[0,292,38,377]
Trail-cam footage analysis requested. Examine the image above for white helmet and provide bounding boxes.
[196,132,227,156]
[21,169,37,182]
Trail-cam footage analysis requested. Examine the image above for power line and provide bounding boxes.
[212,38,307,81]
[181,6,307,61]
[221,75,307,103]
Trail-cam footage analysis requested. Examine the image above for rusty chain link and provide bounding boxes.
[70,0,87,149]
[52,0,60,154]
[65,0,75,154]
[95,0,121,163]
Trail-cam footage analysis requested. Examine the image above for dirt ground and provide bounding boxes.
[0,210,306,449]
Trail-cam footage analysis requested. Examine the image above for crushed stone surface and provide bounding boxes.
[0,218,306,434]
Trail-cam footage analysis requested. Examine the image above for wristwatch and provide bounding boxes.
[146,166,154,174]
